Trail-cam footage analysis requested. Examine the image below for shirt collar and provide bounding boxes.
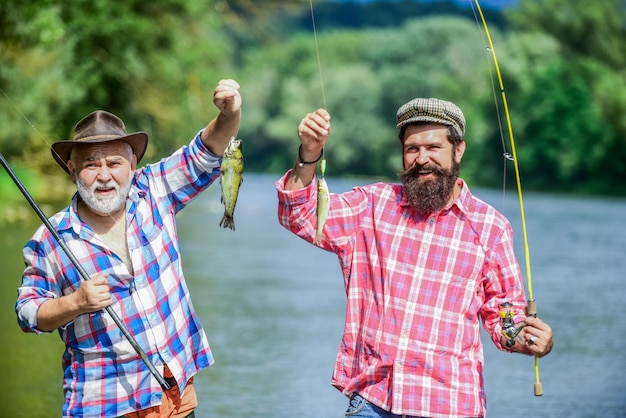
[127,178,145,203]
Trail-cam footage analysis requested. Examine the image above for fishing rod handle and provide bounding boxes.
[526,298,543,396]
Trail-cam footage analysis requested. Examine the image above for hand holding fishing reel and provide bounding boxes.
[499,299,543,396]
[499,301,525,348]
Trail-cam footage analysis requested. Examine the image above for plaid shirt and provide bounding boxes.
[276,173,527,417]
[16,133,219,418]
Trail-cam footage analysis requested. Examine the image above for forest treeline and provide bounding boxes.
[1,0,625,214]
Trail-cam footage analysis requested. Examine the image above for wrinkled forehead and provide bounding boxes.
[70,140,133,162]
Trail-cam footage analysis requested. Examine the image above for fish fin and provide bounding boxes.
[219,215,235,231]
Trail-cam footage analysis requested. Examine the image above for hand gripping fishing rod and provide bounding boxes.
[0,153,171,391]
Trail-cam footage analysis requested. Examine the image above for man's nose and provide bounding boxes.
[414,150,429,166]
[96,165,112,181]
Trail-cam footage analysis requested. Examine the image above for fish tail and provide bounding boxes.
[220,214,236,230]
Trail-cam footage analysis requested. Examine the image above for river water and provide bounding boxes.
[1,173,625,417]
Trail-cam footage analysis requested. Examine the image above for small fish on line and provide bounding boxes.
[313,175,329,245]
[220,136,244,230]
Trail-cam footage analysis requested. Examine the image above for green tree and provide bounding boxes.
[0,0,305,209]
[513,59,609,190]
[237,16,493,180]
[1,0,231,172]
[508,0,626,70]
[506,0,626,194]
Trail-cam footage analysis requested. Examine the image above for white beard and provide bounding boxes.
[76,174,132,215]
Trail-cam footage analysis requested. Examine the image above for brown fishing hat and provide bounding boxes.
[51,110,148,174]
[396,97,465,138]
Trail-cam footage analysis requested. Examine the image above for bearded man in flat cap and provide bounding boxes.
[16,79,241,418]
[275,100,554,418]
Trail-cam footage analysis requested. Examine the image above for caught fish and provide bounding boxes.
[219,137,244,230]
[313,176,330,244]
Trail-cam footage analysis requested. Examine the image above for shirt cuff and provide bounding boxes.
[191,130,222,170]
[275,170,316,206]
[17,293,55,334]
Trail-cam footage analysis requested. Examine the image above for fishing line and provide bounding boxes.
[309,0,327,176]
[0,86,54,149]
[2,85,79,177]
[466,7,510,209]
[470,0,542,396]
[309,0,328,112]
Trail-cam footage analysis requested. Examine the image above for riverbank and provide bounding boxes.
[0,169,73,224]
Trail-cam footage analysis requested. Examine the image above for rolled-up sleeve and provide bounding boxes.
[16,238,62,334]
[276,170,318,238]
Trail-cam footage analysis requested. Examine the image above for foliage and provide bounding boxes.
[505,0,626,194]
[507,0,626,70]
[0,0,292,205]
[2,0,626,202]
[237,16,492,182]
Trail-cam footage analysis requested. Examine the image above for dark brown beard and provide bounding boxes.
[399,160,459,215]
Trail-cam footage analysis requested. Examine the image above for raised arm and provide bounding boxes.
[200,79,242,156]
[285,108,331,190]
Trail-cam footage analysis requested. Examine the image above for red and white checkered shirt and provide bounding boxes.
[276,173,527,417]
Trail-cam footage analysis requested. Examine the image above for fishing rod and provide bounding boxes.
[0,152,171,391]
[309,0,331,243]
[309,0,328,172]
[471,0,543,396]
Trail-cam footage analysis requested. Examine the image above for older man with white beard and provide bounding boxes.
[16,79,241,418]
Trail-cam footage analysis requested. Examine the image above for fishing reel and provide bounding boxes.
[499,301,526,348]
[499,299,539,348]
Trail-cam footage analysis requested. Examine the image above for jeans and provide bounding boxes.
[345,394,483,418]
[345,394,410,418]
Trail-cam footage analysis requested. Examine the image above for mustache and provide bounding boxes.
[76,178,120,199]
[401,162,445,177]
[90,181,119,192]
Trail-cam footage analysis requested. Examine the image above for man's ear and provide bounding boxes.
[455,141,466,164]
[67,161,77,184]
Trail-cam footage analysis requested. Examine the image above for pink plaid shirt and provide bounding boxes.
[276,173,527,417]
